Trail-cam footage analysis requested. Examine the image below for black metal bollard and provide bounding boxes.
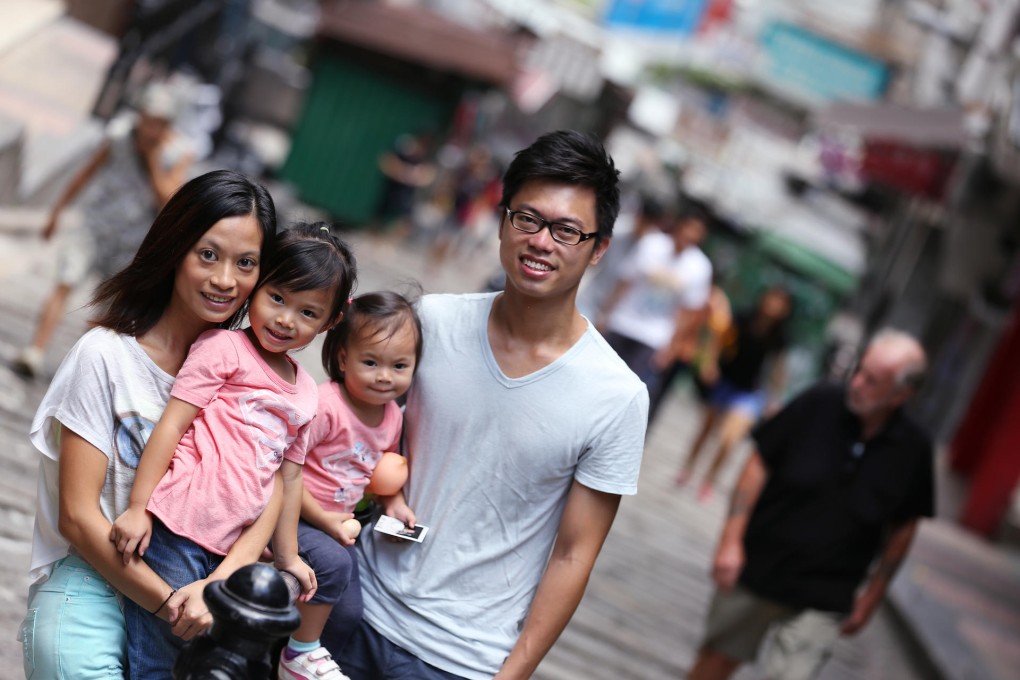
[173,563,301,680]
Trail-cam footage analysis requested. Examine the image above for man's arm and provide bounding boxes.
[712,450,767,590]
[841,519,919,635]
[495,481,621,680]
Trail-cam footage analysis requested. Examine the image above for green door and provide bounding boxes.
[282,53,454,225]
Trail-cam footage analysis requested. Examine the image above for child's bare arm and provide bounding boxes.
[273,460,317,601]
[301,485,358,544]
[110,397,199,563]
[168,479,285,638]
[380,490,417,529]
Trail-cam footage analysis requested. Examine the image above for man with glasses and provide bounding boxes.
[688,329,934,680]
[345,130,648,680]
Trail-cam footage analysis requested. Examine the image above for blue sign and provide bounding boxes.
[761,22,891,103]
[604,0,710,35]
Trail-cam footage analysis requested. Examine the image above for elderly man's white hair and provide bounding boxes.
[868,328,928,390]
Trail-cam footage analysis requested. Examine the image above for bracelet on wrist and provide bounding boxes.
[152,589,177,615]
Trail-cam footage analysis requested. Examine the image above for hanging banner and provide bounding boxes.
[761,21,891,103]
[604,0,710,35]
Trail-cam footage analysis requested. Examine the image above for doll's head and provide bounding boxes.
[365,452,408,496]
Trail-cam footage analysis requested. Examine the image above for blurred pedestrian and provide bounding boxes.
[372,132,436,240]
[427,144,500,269]
[687,329,934,680]
[576,192,667,320]
[677,286,792,502]
[12,82,194,378]
[684,276,733,408]
[597,208,712,403]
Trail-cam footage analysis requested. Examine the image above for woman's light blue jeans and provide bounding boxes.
[21,554,126,679]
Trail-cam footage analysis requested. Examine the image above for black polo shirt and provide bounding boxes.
[739,382,934,613]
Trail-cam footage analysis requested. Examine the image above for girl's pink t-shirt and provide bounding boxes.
[148,329,318,554]
[303,381,402,513]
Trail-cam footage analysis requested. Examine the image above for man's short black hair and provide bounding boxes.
[500,130,621,241]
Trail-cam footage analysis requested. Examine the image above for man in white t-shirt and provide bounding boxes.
[597,211,712,403]
[345,131,649,680]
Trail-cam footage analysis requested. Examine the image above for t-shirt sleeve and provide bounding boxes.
[619,235,658,284]
[575,387,649,496]
[283,371,321,466]
[48,338,119,459]
[169,331,237,408]
[385,401,403,453]
[388,424,403,455]
[305,396,335,452]
[679,256,712,309]
[284,421,311,466]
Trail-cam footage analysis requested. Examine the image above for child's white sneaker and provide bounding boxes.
[278,645,350,680]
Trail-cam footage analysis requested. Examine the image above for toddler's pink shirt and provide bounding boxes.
[148,329,317,554]
[303,381,402,513]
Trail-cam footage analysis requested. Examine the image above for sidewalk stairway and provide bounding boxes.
[888,519,1020,680]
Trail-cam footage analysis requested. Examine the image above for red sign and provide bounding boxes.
[860,140,956,200]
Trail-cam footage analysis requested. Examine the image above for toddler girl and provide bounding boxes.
[111,222,357,678]
[279,291,422,680]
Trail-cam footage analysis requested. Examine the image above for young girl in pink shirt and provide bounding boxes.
[279,291,422,680]
[111,222,357,678]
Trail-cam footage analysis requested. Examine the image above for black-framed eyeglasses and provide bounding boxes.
[504,208,598,246]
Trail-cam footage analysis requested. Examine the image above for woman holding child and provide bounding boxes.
[21,170,278,678]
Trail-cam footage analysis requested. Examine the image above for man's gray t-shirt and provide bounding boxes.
[357,293,648,678]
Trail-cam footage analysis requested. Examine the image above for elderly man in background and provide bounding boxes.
[688,329,934,680]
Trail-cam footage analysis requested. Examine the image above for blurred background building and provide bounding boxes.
[2,3,1020,673]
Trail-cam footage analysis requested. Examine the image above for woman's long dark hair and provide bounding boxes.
[91,170,277,336]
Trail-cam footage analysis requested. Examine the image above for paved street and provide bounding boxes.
[0,216,935,679]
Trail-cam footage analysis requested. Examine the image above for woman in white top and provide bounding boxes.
[21,169,279,679]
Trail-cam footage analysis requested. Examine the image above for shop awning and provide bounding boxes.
[754,231,857,296]
[814,102,966,149]
[318,0,518,86]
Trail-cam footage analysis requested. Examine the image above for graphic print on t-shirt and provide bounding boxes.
[322,441,380,506]
[635,268,690,318]
[239,389,303,468]
[114,411,156,469]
